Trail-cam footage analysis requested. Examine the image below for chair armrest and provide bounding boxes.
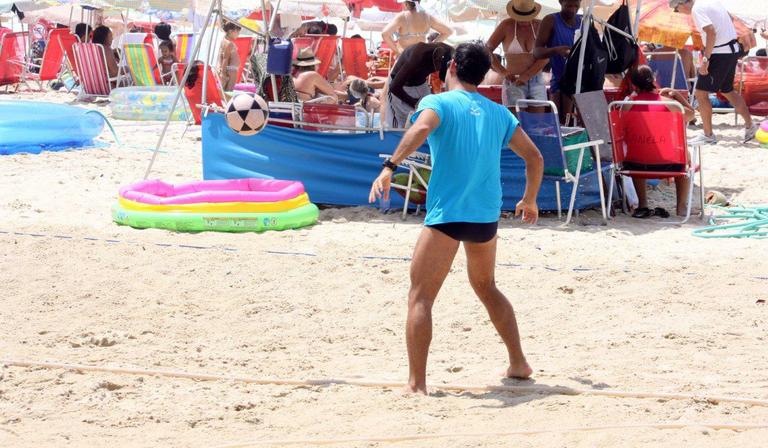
[562,139,603,152]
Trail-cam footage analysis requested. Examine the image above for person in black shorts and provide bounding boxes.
[670,0,757,144]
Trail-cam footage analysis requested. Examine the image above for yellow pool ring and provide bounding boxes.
[118,193,310,213]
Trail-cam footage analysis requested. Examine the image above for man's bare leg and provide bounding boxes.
[695,89,714,137]
[720,90,753,128]
[405,227,460,394]
[464,236,532,379]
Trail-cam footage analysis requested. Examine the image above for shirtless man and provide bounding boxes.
[487,0,548,107]
[382,0,452,57]
[292,47,338,103]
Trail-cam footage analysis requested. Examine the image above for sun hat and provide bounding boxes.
[506,0,541,22]
[293,47,321,67]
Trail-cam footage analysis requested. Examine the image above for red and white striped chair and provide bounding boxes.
[72,42,117,100]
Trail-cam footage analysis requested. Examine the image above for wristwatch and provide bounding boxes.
[702,56,709,63]
[382,159,398,172]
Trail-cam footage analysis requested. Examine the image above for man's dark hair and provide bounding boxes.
[630,65,656,93]
[453,41,491,86]
[91,25,111,46]
[327,24,338,36]
[74,23,91,41]
[154,22,172,40]
[757,49,767,57]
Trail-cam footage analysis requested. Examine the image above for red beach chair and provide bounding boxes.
[300,103,356,132]
[0,32,27,90]
[233,36,254,83]
[176,62,226,125]
[607,100,704,224]
[341,37,369,79]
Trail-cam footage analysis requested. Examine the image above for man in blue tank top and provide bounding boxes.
[369,41,544,395]
[534,0,582,122]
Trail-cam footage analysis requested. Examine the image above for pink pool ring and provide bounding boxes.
[233,83,257,93]
[119,179,306,205]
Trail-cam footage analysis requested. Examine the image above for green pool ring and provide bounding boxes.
[112,203,319,233]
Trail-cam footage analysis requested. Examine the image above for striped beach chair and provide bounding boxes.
[175,33,195,64]
[72,42,114,99]
[123,43,162,86]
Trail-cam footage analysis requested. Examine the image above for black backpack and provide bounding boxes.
[603,1,638,74]
[561,19,607,95]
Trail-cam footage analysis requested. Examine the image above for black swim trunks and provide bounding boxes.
[427,222,498,243]
[696,51,739,94]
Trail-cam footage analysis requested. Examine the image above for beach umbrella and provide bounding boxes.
[632,0,755,50]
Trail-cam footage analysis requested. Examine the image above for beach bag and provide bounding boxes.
[560,20,607,95]
[603,1,637,74]
[266,38,293,75]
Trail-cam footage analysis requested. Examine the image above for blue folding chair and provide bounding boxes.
[516,99,607,224]
[647,51,689,91]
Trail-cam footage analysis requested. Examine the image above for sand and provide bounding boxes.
[1,90,767,447]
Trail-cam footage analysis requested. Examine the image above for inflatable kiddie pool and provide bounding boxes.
[112,178,319,232]
[0,101,105,155]
[109,86,190,121]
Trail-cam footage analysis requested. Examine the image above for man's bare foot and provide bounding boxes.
[401,383,428,395]
[504,360,533,379]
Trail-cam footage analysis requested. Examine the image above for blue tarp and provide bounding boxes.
[202,113,609,212]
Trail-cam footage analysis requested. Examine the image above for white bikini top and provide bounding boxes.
[507,21,536,55]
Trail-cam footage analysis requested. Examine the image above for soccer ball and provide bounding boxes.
[224,93,269,136]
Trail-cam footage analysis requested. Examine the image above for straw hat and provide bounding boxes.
[506,0,541,22]
[293,47,322,67]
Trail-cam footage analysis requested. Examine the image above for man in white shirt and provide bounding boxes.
[669,0,757,144]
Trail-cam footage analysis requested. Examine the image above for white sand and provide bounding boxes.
[1,90,767,447]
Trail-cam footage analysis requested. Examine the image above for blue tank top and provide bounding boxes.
[547,13,582,92]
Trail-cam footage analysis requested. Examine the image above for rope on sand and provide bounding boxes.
[215,423,768,447]
[4,359,768,408]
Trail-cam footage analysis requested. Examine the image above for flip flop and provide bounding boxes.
[632,207,653,219]
[653,207,670,218]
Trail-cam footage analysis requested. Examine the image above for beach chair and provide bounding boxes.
[123,43,162,86]
[341,37,369,79]
[646,51,689,91]
[233,36,254,83]
[0,32,27,91]
[736,56,768,117]
[174,33,195,64]
[54,31,80,91]
[516,99,607,224]
[72,42,117,100]
[291,35,339,78]
[378,151,432,219]
[299,103,356,132]
[477,85,503,104]
[22,28,72,90]
[607,100,704,224]
[176,62,226,125]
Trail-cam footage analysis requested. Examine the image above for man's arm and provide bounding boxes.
[508,127,544,223]
[312,73,339,102]
[532,15,570,60]
[700,24,716,75]
[369,109,440,203]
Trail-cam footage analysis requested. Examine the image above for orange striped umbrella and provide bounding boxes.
[618,0,756,50]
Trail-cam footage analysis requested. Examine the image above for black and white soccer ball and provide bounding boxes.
[224,93,269,136]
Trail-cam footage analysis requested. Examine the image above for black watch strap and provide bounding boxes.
[382,159,398,171]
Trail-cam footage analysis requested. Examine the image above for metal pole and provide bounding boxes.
[143,0,220,180]
[633,0,642,39]
[269,0,283,32]
[260,0,279,99]
[202,8,220,106]
[574,0,596,95]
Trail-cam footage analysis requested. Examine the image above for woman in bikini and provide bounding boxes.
[486,0,548,107]
[382,0,452,58]
[218,22,241,91]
